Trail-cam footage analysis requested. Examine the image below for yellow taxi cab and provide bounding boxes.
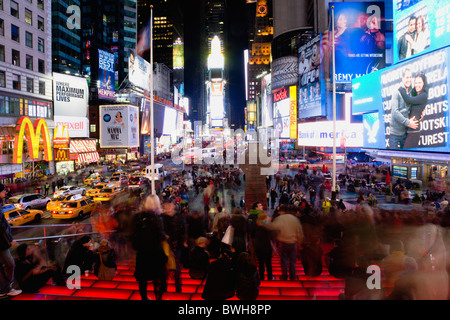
[3,204,43,226]
[93,186,122,202]
[86,183,109,197]
[46,194,78,212]
[83,173,103,185]
[52,195,99,219]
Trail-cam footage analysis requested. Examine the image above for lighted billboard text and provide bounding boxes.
[297,121,363,147]
[98,49,116,100]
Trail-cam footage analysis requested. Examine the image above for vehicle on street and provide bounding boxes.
[109,175,129,187]
[145,164,167,181]
[46,194,78,212]
[3,204,43,226]
[52,195,99,219]
[7,194,51,210]
[83,173,103,185]
[93,187,123,202]
[86,183,109,197]
[54,185,86,197]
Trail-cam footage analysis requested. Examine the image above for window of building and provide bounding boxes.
[12,49,20,66]
[10,0,18,18]
[37,16,44,31]
[26,77,33,93]
[0,95,9,114]
[26,54,33,70]
[38,80,45,95]
[0,0,3,10]
[0,19,4,36]
[12,74,20,90]
[90,124,96,133]
[0,71,5,88]
[37,0,43,10]
[25,31,32,47]
[25,8,32,25]
[0,45,4,62]
[37,37,44,52]
[38,59,44,73]
[11,24,19,42]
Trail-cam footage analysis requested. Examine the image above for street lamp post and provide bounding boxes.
[149,5,155,195]
[331,5,337,201]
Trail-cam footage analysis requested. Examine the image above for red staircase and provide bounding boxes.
[12,256,349,301]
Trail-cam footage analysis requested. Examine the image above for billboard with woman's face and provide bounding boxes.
[328,2,386,83]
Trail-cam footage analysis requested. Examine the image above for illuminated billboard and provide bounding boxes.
[261,74,273,128]
[352,46,450,153]
[394,0,450,63]
[298,34,326,119]
[298,121,363,147]
[173,40,184,70]
[273,87,291,139]
[328,1,386,83]
[98,49,115,100]
[128,49,151,91]
[99,105,139,148]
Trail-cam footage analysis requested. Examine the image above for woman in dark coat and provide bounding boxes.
[230,208,247,261]
[235,252,260,300]
[131,195,167,300]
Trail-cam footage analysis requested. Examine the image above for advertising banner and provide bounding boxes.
[329,1,386,83]
[297,121,363,147]
[271,56,298,91]
[54,116,89,138]
[298,34,326,119]
[53,73,88,118]
[98,49,116,100]
[100,105,139,148]
[394,0,450,63]
[352,46,450,153]
[261,74,273,128]
[129,49,151,91]
[273,87,291,139]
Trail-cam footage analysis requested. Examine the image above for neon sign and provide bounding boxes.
[13,116,53,164]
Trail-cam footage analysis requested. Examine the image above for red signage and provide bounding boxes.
[273,87,288,102]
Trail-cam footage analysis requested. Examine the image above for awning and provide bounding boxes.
[70,139,99,163]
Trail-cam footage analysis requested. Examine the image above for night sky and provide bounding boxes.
[182,0,248,129]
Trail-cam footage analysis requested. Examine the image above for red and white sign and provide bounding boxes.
[70,139,99,163]
[54,116,89,138]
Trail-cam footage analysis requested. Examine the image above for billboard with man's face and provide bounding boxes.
[352,46,450,153]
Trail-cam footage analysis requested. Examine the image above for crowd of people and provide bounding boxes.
[1,161,450,300]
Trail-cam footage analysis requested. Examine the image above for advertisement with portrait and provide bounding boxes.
[128,49,151,91]
[98,49,115,100]
[261,74,273,128]
[352,46,450,153]
[100,105,139,148]
[328,2,386,83]
[394,0,450,63]
[273,87,291,139]
[298,34,326,119]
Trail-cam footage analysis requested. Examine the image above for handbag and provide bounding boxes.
[162,240,176,271]
[221,225,234,246]
[97,252,116,280]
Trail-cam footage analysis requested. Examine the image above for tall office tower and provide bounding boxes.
[245,0,272,130]
[137,0,184,99]
[80,0,137,101]
[202,0,228,131]
[0,0,53,123]
[0,0,54,176]
[52,0,82,75]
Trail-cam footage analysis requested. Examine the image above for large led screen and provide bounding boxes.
[273,87,291,139]
[298,34,326,119]
[98,49,115,100]
[329,2,386,83]
[394,0,450,63]
[352,46,450,153]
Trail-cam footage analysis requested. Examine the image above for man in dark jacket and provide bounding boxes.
[162,200,187,293]
[0,183,22,297]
